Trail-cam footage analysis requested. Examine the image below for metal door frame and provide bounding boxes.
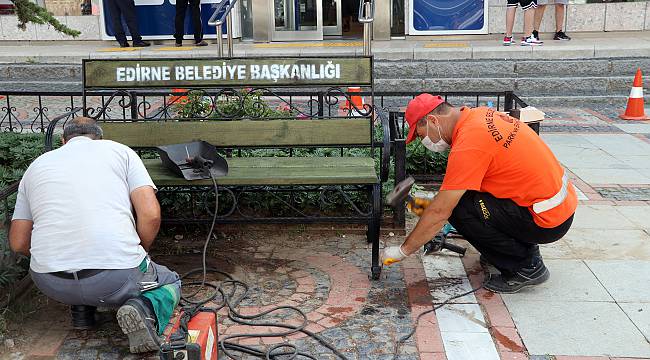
[323,0,342,36]
[271,0,324,41]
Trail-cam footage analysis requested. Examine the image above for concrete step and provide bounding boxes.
[374,58,650,79]
[1,80,81,92]
[1,64,82,81]
[2,57,648,97]
[375,76,649,96]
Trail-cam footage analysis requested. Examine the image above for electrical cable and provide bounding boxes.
[166,171,350,360]
[391,275,490,360]
[180,173,219,300]
[168,170,490,360]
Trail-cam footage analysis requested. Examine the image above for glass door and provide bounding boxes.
[323,0,341,36]
[272,0,323,41]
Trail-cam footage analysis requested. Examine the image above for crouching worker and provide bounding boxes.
[9,117,180,353]
[382,94,577,293]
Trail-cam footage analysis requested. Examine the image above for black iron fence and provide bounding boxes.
[1,90,527,134]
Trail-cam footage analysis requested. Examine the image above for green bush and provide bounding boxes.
[0,133,47,188]
[212,89,294,119]
[406,141,449,176]
[173,89,294,119]
[0,132,49,294]
[172,91,213,119]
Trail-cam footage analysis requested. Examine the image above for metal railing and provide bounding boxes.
[208,0,238,58]
[0,90,525,133]
[358,0,375,56]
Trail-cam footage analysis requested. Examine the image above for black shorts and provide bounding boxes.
[507,0,537,10]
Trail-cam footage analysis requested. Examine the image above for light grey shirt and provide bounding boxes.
[13,136,157,273]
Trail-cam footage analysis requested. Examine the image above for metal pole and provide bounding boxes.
[216,22,224,58]
[130,92,138,119]
[363,1,372,56]
[227,12,233,58]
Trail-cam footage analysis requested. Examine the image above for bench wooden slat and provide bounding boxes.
[144,157,378,186]
[102,119,371,148]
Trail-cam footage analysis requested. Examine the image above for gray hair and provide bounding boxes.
[63,117,103,141]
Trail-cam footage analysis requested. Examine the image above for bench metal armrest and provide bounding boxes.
[378,112,391,182]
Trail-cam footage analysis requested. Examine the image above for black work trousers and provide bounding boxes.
[106,0,142,44]
[448,191,574,273]
[175,0,203,43]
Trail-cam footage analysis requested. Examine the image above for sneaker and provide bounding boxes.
[521,35,543,46]
[554,31,571,41]
[132,41,151,47]
[503,36,515,46]
[532,30,540,41]
[484,257,550,294]
[118,42,130,48]
[195,40,208,47]
[116,297,160,353]
[175,42,183,47]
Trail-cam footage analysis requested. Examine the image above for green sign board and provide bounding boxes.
[83,57,373,89]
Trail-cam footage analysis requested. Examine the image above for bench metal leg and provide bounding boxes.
[368,183,382,280]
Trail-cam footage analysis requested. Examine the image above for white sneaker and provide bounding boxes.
[521,35,543,46]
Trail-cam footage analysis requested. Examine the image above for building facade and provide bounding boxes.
[0,0,648,41]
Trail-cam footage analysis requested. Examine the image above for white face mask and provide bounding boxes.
[421,119,449,153]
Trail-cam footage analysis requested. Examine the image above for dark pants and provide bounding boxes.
[106,0,142,44]
[448,191,574,273]
[175,0,203,43]
[30,259,179,308]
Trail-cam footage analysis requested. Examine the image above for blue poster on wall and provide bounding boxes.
[409,0,487,34]
[99,0,236,40]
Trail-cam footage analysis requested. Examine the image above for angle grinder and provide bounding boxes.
[385,176,466,262]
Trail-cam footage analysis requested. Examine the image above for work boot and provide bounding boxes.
[70,305,96,330]
[484,255,549,294]
[116,297,160,353]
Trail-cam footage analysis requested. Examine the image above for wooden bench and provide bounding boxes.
[46,56,390,279]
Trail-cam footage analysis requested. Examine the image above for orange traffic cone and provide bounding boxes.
[340,87,365,116]
[620,68,649,121]
[170,88,189,104]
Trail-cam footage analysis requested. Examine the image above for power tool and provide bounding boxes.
[159,311,218,360]
[385,176,466,263]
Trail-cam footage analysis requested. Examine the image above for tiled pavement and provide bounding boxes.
[2,105,650,360]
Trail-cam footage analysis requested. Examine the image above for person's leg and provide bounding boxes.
[534,4,546,37]
[522,6,535,38]
[118,0,143,43]
[505,4,517,38]
[449,191,574,293]
[114,260,180,353]
[174,0,189,44]
[189,0,203,43]
[30,269,130,330]
[138,260,181,335]
[447,191,539,273]
[74,258,179,353]
[106,0,127,45]
[555,4,565,32]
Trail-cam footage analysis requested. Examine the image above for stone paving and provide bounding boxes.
[2,103,650,360]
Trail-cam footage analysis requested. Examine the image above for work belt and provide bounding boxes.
[49,269,105,280]
[532,172,570,214]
